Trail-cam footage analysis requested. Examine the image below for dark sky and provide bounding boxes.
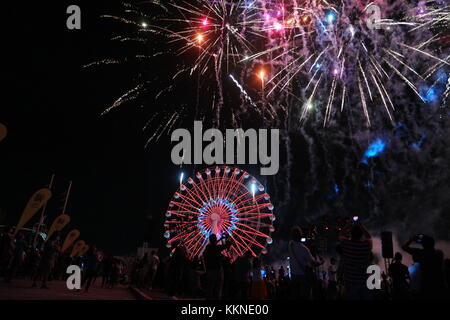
[1,1,449,258]
[1,1,175,255]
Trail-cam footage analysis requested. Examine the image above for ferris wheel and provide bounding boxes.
[164,166,275,260]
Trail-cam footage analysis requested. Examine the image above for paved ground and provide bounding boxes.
[132,287,205,300]
[0,279,135,300]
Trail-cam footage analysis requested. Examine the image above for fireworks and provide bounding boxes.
[164,166,275,259]
[86,1,450,245]
[91,0,449,143]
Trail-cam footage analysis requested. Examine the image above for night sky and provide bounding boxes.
[1,1,449,258]
[1,1,175,255]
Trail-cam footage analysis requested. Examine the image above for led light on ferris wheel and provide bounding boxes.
[188,178,194,184]
[196,172,202,179]
[215,166,220,174]
[268,204,274,211]
[174,193,180,199]
[327,12,336,24]
[206,168,211,175]
[164,231,170,239]
[166,243,172,248]
[266,237,273,245]
[251,183,257,197]
[243,172,250,179]
[258,184,265,192]
[269,226,275,232]
[166,212,172,217]
[234,168,240,175]
[225,167,231,174]
[264,194,270,200]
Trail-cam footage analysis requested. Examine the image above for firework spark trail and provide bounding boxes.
[229,74,257,108]
[90,1,450,250]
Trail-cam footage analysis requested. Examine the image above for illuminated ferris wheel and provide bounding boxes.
[164,166,275,260]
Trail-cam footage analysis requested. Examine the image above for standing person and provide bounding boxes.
[148,250,160,289]
[138,253,150,289]
[203,234,231,300]
[402,235,445,299]
[249,257,268,300]
[5,232,27,282]
[32,232,61,289]
[0,227,15,277]
[288,226,324,300]
[231,250,252,299]
[82,246,99,293]
[101,254,113,288]
[327,258,338,300]
[336,222,373,300]
[388,252,410,299]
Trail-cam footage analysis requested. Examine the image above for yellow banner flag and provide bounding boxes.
[71,240,85,257]
[15,188,52,235]
[0,123,6,142]
[78,245,90,257]
[62,229,80,252]
[46,214,71,240]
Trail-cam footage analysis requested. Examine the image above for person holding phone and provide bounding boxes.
[402,234,445,299]
[288,226,324,300]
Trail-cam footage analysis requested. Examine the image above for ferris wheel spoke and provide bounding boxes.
[177,192,204,209]
[232,229,265,250]
[182,184,208,208]
[171,200,201,213]
[234,221,269,238]
[228,232,256,256]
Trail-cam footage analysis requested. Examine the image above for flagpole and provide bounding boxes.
[63,181,73,214]
[33,174,55,248]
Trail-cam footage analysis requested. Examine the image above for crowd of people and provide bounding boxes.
[126,223,450,300]
[0,227,128,292]
[1,222,450,300]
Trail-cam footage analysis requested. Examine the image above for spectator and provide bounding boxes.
[148,250,160,289]
[82,246,99,292]
[203,234,231,300]
[402,235,445,299]
[32,232,61,289]
[231,250,252,299]
[249,257,267,300]
[408,252,422,298]
[327,257,338,299]
[336,222,373,300]
[388,252,410,299]
[288,226,323,300]
[102,254,114,288]
[0,227,15,276]
[4,232,26,282]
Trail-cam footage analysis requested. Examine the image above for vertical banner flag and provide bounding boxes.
[46,214,71,240]
[71,240,85,257]
[15,188,52,235]
[78,245,90,257]
[62,229,80,252]
[0,123,6,142]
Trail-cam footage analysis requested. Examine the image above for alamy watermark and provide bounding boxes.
[66,5,81,30]
[171,121,280,176]
[66,265,81,290]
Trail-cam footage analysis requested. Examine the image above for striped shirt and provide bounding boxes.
[339,239,372,284]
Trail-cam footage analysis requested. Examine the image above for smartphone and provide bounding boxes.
[352,216,359,222]
[300,237,306,243]
[415,234,424,243]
